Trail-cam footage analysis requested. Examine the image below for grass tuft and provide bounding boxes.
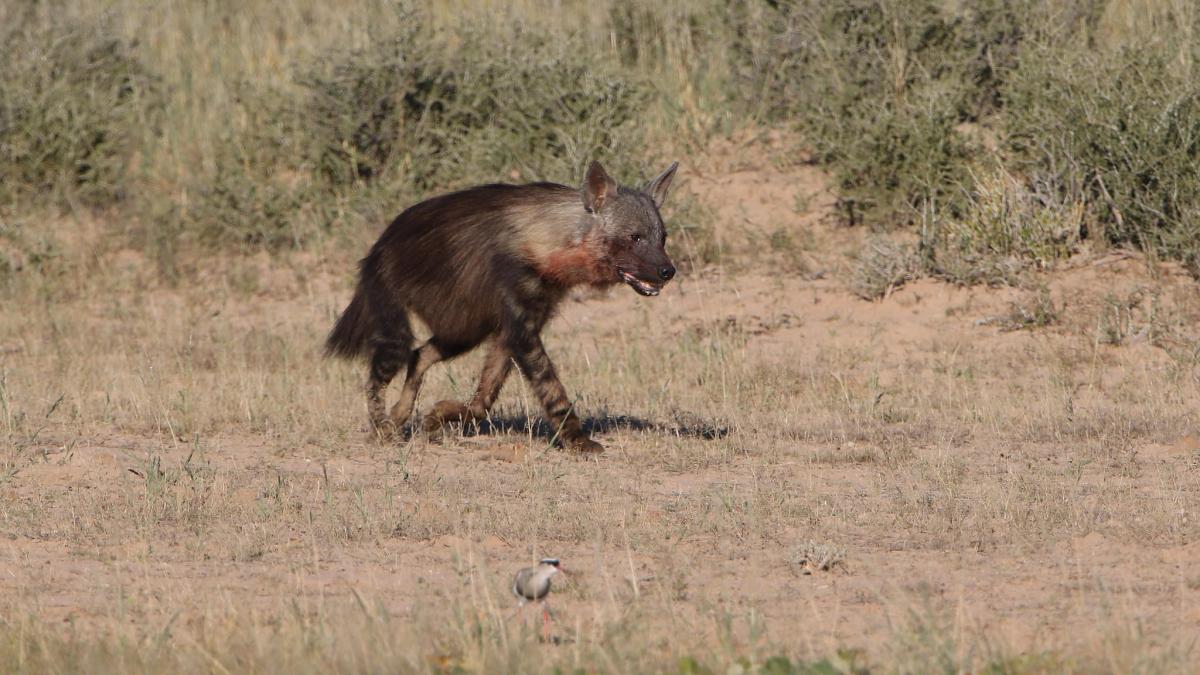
[850,235,919,300]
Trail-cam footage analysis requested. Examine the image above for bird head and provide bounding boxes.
[539,558,564,577]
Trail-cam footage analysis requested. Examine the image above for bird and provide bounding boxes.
[510,558,564,639]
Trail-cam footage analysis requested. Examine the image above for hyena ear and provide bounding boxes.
[643,161,678,208]
[582,160,618,213]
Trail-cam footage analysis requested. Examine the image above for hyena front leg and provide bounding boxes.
[505,331,602,453]
[425,341,513,430]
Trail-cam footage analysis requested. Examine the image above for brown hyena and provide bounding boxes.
[325,160,678,452]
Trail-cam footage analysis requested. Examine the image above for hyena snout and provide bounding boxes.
[618,253,675,297]
[643,251,676,285]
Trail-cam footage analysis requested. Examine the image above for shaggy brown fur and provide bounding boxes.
[326,161,678,452]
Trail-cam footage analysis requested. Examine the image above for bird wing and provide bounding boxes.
[532,574,551,601]
[512,567,536,600]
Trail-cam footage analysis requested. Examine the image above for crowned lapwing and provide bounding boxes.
[510,558,564,640]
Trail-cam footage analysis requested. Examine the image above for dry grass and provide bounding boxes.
[5,192,1200,672]
[4,1,1200,672]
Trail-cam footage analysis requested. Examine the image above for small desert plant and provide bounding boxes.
[979,285,1060,332]
[788,540,847,575]
[850,235,920,300]
[1094,287,1167,347]
[0,215,65,283]
[920,166,1082,286]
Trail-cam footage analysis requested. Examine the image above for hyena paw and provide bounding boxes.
[369,418,400,443]
[423,400,470,432]
[569,436,605,454]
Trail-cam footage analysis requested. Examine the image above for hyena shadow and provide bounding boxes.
[452,410,729,443]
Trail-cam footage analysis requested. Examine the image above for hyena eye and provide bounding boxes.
[630,233,644,243]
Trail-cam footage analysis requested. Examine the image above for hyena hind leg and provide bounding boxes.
[385,341,447,436]
[424,342,514,433]
[366,340,410,439]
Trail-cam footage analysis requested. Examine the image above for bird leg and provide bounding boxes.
[538,600,564,643]
[505,601,526,623]
[507,599,559,642]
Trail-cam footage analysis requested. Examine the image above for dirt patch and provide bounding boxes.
[2,140,1200,669]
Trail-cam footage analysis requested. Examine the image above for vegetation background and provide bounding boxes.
[5,0,1200,282]
[3,0,1200,672]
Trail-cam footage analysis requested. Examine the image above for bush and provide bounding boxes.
[1003,40,1200,270]
[300,18,652,195]
[176,91,317,251]
[168,12,657,254]
[748,0,1117,230]
[826,85,977,226]
[754,0,987,226]
[0,17,159,210]
[186,157,315,250]
[749,0,1200,283]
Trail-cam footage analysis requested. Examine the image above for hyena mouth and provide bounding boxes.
[619,270,661,297]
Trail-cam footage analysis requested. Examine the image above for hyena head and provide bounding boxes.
[581,160,678,297]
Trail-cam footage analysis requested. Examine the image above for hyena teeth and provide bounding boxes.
[620,271,661,296]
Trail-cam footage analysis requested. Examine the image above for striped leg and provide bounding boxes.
[366,340,409,438]
[506,332,601,453]
[386,341,445,431]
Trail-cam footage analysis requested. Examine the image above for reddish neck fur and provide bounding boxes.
[537,239,611,287]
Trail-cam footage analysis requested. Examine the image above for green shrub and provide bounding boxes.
[747,0,1114,230]
[177,91,316,251]
[754,0,987,226]
[0,17,159,210]
[187,159,314,251]
[823,84,977,226]
[1003,40,1200,270]
[168,12,656,254]
[750,0,1200,281]
[299,18,652,195]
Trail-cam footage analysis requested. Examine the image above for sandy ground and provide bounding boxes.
[2,138,1199,668]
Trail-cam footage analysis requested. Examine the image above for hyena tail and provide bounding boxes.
[325,287,373,360]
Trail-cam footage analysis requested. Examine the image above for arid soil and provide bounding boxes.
[2,138,1199,670]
